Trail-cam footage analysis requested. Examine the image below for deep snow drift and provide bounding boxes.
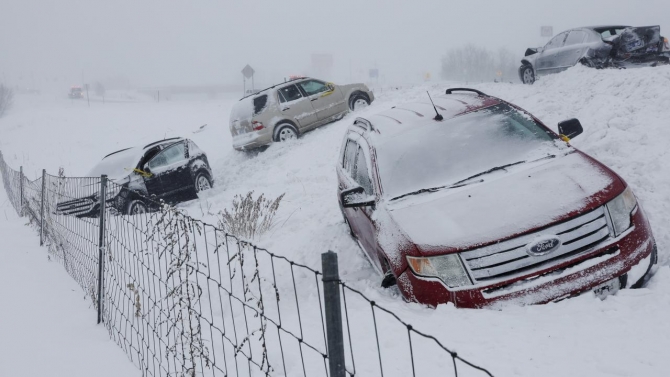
[1,66,670,376]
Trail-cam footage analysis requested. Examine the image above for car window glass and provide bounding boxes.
[545,33,567,49]
[354,146,373,195]
[565,31,587,46]
[344,140,358,175]
[253,95,268,114]
[278,85,302,102]
[298,80,328,96]
[147,143,186,170]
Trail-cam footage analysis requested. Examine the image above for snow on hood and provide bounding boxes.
[88,147,143,181]
[386,152,617,253]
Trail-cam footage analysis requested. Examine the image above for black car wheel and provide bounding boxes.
[126,199,148,215]
[349,94,370,111]
[194,171,212,193]
[521,65,535,85]
[580,58,595,68]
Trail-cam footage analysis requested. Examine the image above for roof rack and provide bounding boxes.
[143,137,182,149]
[239,77,308,101]
[445,88,487,96]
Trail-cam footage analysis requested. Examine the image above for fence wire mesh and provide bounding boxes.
[0,150,495,377]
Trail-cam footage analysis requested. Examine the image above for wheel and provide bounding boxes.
[194,171,212,193]
[126,199,148,215]
[349,95,370,111]
[521,65,535,85]
[630,244,658,289]
[274,124,298,142]
[580,58,595,68]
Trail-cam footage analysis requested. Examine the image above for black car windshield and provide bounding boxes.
[88,147,143,180]
[376,104,560,200]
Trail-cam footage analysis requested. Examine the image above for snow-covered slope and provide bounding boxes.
[2,66,670,376]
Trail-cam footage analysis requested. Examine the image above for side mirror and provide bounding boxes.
[558,118,583,140]
[341,186,375,208]
[326,83,335,92]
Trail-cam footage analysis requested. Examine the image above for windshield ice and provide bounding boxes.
[88,148,142,180]
[377,104,560,200]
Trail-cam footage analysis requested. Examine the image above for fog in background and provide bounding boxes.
[2,0,669,91]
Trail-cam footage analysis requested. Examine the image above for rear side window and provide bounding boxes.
[565,30,587,46]
[278,85,302,103]
[253,95,268,115]
[298,80,328,96]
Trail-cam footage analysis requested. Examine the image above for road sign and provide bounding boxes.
[369,68,379,79]
[241,65,255,79]
[541,26,553,37]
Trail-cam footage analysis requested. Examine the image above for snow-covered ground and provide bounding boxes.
[1,66,670,376]
[0,183,138,376]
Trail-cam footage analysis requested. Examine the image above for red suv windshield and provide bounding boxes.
[377,104,559,200]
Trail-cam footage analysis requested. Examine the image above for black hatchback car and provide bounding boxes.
[56,137,214,217]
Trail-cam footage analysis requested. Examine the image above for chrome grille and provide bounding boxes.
[461,207,611,282]
[56,197,96,216]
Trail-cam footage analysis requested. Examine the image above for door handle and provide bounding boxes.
[311,98,318,101]
[282,107,290,111]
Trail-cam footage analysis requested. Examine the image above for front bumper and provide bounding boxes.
[397,206,655,308]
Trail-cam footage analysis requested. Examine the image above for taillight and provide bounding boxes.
[252,121,264,131]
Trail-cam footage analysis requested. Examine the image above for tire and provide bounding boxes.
[630,243,658,289]
[274,123,298,142]
[521,65,535,85]
[580,58,595,68]
[349,94,370,111]
[126,199,148,215]
[194,171,213,193]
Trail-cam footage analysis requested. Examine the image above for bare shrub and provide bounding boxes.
[0,84,14,118]
[218,191,285,240]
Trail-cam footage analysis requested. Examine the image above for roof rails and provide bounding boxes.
[445,88,487,96]
[239,77,309,101]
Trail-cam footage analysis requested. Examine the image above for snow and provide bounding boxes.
[0,183,138,376]
[2,65,670,376]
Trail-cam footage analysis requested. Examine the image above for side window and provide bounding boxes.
[253,95,268,114]
[565,30,587,46]
[278,85,302,103]
[147,143,186,170]
[343,140,358,175]
[354,146,373,195]
[298,80,328,96]
[545,33,567,49]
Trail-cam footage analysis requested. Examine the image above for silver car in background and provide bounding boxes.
[229,77,374,150]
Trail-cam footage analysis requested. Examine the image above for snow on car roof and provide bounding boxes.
[362,92,501,141]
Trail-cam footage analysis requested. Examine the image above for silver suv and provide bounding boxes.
[229,77,374,150]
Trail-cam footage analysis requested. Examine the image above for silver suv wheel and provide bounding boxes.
[196,174,212,192]
[276,125,297,141]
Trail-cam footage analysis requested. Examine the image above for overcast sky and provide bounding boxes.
[1,0,669,88]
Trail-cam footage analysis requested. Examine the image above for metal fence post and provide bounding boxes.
[97,175,108,324]
[40,169,46,246]
[322,251,346,377]
[19,166,24,216]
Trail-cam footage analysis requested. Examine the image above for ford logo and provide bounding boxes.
[526,236,562,256]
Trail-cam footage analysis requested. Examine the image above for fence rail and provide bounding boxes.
[0,150,494,377]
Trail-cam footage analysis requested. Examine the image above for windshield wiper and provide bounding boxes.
[390,155,556,202]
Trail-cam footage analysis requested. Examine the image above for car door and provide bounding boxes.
[297,79,346,124]
[339,135,383,271]
[535,32,568,75]
[144,142,191,201]
[277,84,318,130]
[561,30,589,68]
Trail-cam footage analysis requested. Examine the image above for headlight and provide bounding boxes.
[606,187,637,237]
[407,254,472,288]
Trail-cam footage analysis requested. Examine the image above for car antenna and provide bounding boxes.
[426,91,443,121]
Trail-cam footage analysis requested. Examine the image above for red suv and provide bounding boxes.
[337,88,657,308]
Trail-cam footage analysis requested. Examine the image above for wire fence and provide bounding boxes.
[0,150,495,377]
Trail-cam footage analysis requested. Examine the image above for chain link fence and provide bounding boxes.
[0,150,495,377]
